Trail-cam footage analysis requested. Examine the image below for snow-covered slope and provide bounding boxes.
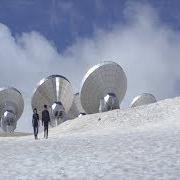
[0,131,32,137]
[0,97,180,179]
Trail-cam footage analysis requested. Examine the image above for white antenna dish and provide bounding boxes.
[0,87,24,132]
[31,75,74,126]
[130,93,157,107]
[80,61,127,114]
[67,93,86,119]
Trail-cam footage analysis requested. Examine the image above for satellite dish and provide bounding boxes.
[67,93,86,119]
[80,61,127,114]
[78,112,86,117]
[130,93,157,107]
[0,87,24,132]
[31,75,74,126]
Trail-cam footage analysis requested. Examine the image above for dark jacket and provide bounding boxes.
[42,109,50,126]
[32,113,39,127]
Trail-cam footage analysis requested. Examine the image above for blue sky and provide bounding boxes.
[0,0,180,51]
[1,0,180,131]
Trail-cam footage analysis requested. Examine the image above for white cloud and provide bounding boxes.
[0,3,180,132]
[65,3,180,105]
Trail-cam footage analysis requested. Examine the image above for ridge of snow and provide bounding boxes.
[0,96,180,179]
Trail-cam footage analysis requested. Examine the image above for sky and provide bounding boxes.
[0,0,180,132]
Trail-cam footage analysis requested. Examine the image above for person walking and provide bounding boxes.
[32,108,39,140]
[42,105,50,139]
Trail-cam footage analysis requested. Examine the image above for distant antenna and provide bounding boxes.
[31,75,73,126]
[130,93,157,107]
[0,87,24,132]
[80,61,127,114]
[67,93,86,119]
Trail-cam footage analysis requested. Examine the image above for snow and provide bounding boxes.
[0,97,180,179]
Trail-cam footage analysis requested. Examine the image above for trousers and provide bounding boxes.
[44,125,48,138]
[33,126,38,137]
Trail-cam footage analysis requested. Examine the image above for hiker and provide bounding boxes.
[32,108,39,139]
[42,105,50,139]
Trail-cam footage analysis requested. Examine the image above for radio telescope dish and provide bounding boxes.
[67,93,86,119]
[0,87,24,132]
[130,93,157,107]
[31,75,73,126]
[80,61,127,114]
